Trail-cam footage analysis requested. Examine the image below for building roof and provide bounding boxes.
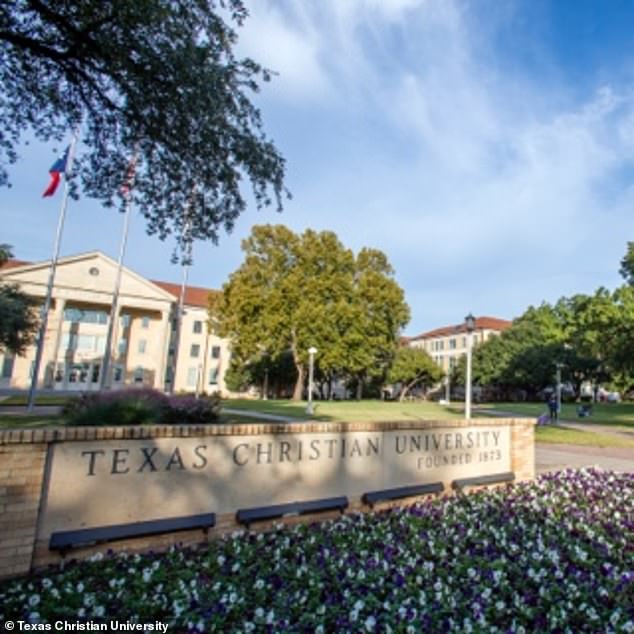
[0,256,217,309]
[0,258,31,270]
[407,316,512,342]
[151,280,218,308]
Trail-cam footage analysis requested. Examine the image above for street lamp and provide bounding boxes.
[464,313,476,419]
[306,346,317,415]
[263,367,269,401]
[555,362,566,423]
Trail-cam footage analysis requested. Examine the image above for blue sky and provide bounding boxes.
[3,0,634,336]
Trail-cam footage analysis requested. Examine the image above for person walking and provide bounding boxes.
[548,393,558,423]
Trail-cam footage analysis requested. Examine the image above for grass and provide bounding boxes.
[224,398,465,422]
[535,423,634,448]
[0,394,70,406]
[476,401,634,428]
[0,415,60,429]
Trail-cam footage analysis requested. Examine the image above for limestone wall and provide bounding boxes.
[0,418,534,579]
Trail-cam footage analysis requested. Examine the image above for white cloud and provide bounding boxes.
[234,1,634,331]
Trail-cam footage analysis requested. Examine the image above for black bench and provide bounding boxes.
[362,482,444,508]
[236,496,348,528]
[452,472,515,493]
[49,513,216,554]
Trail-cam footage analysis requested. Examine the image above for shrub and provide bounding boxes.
[63,389,170,426]
[62,389,221,426]
[161,393,221,424]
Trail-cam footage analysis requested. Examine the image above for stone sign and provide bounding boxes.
[39,426,510,538]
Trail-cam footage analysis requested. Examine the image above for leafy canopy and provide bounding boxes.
[1,1,288,249]
[387,346,443,401]
[211,225,410,400]
[0,244,39,355]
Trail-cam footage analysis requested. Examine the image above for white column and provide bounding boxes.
[46,298,67,388]
[465,332,473,420]
[157,308,172,391]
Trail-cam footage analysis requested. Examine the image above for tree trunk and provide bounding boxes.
[293,363,304,401]
[356,378,363,401]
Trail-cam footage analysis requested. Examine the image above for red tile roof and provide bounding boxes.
[0,258,31,270]
[407,316,512,342]
[151,280,218,308]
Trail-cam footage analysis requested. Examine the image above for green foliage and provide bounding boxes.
[223,361,253,393]
[619,241,634,285]
[0,244,39,355]
[1,1,287,251]
[212,225,410,399]
[464,285,634,399]
[387,346,443,401]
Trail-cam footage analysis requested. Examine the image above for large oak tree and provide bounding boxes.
[1,1,288,248]
[210,225,410,400]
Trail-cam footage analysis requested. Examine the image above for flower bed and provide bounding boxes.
[1,469,632,632]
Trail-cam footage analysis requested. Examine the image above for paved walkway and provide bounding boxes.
[478,407,633,473]
[536,443,633,474]
[222,408,296,423]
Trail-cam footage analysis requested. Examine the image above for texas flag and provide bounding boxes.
[42,146,70,197]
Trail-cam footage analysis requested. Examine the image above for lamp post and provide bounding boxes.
[555,362,565,423]
[263,367,269,401]
[464,313,475,419]
[306,346,317,415]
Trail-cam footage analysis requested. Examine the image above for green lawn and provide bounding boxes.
[0,414,60,429]
[476,401,634,428]
[0,394,70,406]
[223,398,465,422]
[535,424,634,448]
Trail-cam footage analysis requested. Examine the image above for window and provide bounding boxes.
[113,366,123,382]
[211,345,221,359]
[77,334,95,350]
[134,366,144,383]
[1,356,14,379]
[208,366,219,385]
[141,316,150,329]
[118,339,128,354]
[138,339,147,354]
[193,320,203,334]
[95,336,106,353]
[63,308,108,324]
[61,333,77,350]
[187,367,198,387]
[190,344,200,358]
[462,337,467,348]
[120,314,131,329]
[449,338,456,350]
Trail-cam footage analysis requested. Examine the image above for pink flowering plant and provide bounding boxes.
[0,468,632,632]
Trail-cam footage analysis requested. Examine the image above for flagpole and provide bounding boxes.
[100,198,133,390]
[100,154,137,390]
[168,257,190,395]
[27,131,80,412]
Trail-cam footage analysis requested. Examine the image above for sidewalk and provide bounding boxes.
[479,407,634,473]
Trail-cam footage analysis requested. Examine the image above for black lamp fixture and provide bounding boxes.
[465,313,476,333]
